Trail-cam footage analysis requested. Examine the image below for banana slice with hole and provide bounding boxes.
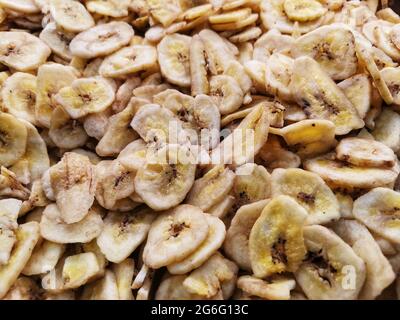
[1,72,37,125]
[233,163,271,207]
[54,77,115,119]
[237,275,296,300]
[0,31,51,71]
[143,204,209,269]
[96,209,155,263]
[112,258,135,300]
[39,22,73,61]
[353,188,400,244]
[186,165,235,212]
[49,0,95,33]
[271,168,340,225]
[224,199,269,271]
[49,152,96,224]
[40,204,103,244]
[183,252,237,298]
[35,63,78,128]
[167,215,226,275]
[157,34,191,87]
[371,108,400,153]
[290,56,364,135]
[0,112,28,167]
[332,219,395,300]
[86,0,130,18]
[337,74,372,119]
[249,195,307,278]
[0,222,40,299]
[336,137,396,168]
[99,45,158,78]
[292,24,358,80]
[304,153,399,189]
[295,225,366,300]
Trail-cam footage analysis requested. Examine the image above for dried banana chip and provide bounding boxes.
[86,0,130,18]
[155,274,204,300]
[62,252,101,289]
[253,28,293,63]
[112,258,135,300]
[81,270,119,300]
[381,67,400,106]
[0,0,39,13]
[39,22,73,61]
[371,108,400,153]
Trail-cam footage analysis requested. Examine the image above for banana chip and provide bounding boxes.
[371,108,400,153]
[81,270,119,300]
[0,0,39,13]
[155,274,204,300]
[39,22,73,61]
[0,199,21,265]
[62,252,101,289]
[86,0,130,18]
[249,195,307,278]
[143,204,209,269]
[381,67,400,106]
[295,225,366,300]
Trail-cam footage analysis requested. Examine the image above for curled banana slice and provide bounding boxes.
[249,195,307,278]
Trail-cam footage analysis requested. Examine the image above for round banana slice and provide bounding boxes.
[69,22,134,59]
[0,112,28,167]
[249,195,307,278]
[186,165,235,212]
[209,75,244,115]
[39,22,73,61]
[40,204,103,244]
[183,252,237,298]
[1,72,37,125]
[157,34,191,87]
[265,53,294,101]
[304,153,399,189]
[292,24,358,80]
[237,275,296,300]
[99,45,158,78]
[0,31,51,71]
[271,168,340,225]
[371,108,400,153]
[0,0,39,13]
[233,163,271,207]
[224,199,269,271]
[97,209,156,263]
[86,0,130,17]
[290,56,364,135]
[332,219,395,300]
[373,23,400,61]
[283,0,327,22]
[143,204,209,269]
[353,188,400,244]
[336,137,396,168]
[35,63,77,128]
[117,139,147,172]
[49,152,96,224]
[49,106,88,149]
[49,0,95,33]
[381,67,400,106]
[54,77,115,119]
[167,215,226,275]
[253,29,294,63]
[95,160,136,210]
[135,144,196,211]
[337,74,371,119]
[295,225,366,300]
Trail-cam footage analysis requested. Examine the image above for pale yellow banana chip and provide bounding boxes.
[0,0,39,13]
[381,67,400,106]
[39,22,73,61]
[253,28,293,63]
[112,258,135,300]
[0,167,30,200]
[147,0,182,27]
[209,8,251,24]
[62,252,101,289]
[155,274,205,300]
[283,0,327,22]
[371,108,400,153]
[86,0,130,18]
[81,270,119,300]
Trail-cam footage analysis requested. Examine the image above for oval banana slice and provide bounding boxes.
[49,152,96,224]
[99,45,158,78]
[157,34,191,87]
[86,0,130,18]
[249,195,307,278]
[292,24,358,80]
[253,28,294,63]
[332,219,395,300]
[290,56,364,135]
[271,168,340,225]
[1,72,37,125]
[265,53,294,101]
[283,0,327,22]
[0,0,39,13]
[143,204,209,269]
[35,63,78,128]
[0,222,40,299]
[336,137,396,168]
[0,31,50,71]
[295,225,366,300]
[304,153,399,189]
[186,165,235,212]
[39,22,73,61]
[353,188,400,244]
[69,21,134,59]
[168,215,226,275]
[62,252,101,289]
[40,204,103,244]
[0,113,28,167]
[237,275,296,300]
[54,77,115,119]
[49,0,95,33]
[209,75,244,115]
[224,199,269,271]
[97,209,155,264]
